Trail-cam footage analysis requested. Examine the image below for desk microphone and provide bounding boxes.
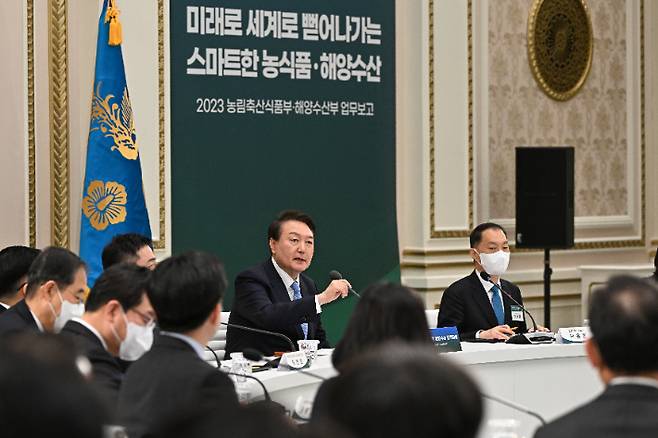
[243,348,327,382]
[221,322,296,352]
[205,346,272,401]
[329,270,361,298]
[482,393,546,425]
[479,271,538,332]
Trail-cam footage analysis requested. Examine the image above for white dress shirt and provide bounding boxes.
[28,308,44,332]
[271,257,322,314]
[476,270,504,305]
[159,331,206,360]
[0,302,9,310]
[610,376,658,389]
[71,317,108,350]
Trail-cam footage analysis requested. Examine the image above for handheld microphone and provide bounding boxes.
[206,346,272,401]
[243,348,327,382]
[221,322,296,352]
[328,270,361,298]
[479,271,538,332]
[482,393,546,425]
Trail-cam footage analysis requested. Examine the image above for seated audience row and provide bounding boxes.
[1,220,655,438]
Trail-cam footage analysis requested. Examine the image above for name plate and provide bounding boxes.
[279,351,309,369]
[431,327,462,352]
[556,327,590,344]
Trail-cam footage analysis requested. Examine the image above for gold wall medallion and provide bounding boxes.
[527,0,593,101]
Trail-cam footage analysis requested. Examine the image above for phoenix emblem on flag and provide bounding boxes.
[82,180,128,231]
[90,82,139,160]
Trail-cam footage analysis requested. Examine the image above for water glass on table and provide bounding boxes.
[297,339,320,363]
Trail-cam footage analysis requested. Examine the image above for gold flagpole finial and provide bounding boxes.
[105,0,122,46]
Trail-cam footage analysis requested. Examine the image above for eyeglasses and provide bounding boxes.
[128,308,155,326]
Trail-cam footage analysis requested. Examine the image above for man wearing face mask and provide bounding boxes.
[60,263,154,418]
[438,223,528,341]
[0,247,87,335]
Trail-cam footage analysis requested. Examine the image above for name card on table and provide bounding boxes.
[279,351,309,369]
[431,327,462,352]
[556,327,591,344]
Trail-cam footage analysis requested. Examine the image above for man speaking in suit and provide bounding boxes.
[534,276,658,438]
[438,223,527,340]
[226,210,350,356]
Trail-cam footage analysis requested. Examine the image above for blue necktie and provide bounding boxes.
[491,284,505,325]
[291,281,308,339]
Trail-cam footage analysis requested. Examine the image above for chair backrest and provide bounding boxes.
[206,311,231,363]
[425,309,439,329]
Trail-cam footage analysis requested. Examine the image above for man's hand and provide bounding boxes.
[318,279,350,306]
[479,324,516,340]
[528,324,550,333]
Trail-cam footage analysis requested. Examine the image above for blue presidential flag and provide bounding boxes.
[80,0,151,284]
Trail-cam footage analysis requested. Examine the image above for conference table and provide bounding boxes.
[232,342,602,437]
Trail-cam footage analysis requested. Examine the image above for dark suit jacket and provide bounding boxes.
[0,299,40,335]
[437,270,527,339]
[226,259,329,356]
[0,304,8,315]
[117,334,239,438]
[534,384,658,438]
[60,320,123,418]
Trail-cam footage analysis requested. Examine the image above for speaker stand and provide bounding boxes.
[543,249,553,329]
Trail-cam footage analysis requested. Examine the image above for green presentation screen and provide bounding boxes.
[170,0,397,343]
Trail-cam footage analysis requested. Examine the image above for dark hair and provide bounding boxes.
[0,246,41,299]
[85,264,150,313]
[331,283,433,372]
[0,333,107,438]
[148,252,227,332]
[469,222,507,248]
[25,247,86,298]
[316,343,483,438]
[589,275,658,373]
[267,210,316,241]
[101,233,153,269]
[156,401,294,438]
[653,249,657,279]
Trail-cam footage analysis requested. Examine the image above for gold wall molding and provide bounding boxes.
[640,0,646,246]
[402,248,468,257]
[400,261,472,270]
[48,0,70,248]
[27,0,36,247]
[428,0,474,239]
[154,0,166,250]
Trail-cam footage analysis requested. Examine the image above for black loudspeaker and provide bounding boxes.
[515,147,574,249]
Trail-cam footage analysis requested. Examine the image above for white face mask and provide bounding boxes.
[119,313,155,361]
[52,292,85,332]
[475,249,510,276]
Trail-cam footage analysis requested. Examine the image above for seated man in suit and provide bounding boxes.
[60,263,153,417]
[226,210,350,356]
[117,252,238,438]
[102,233,157,270]
[0,246,87,335]
[534,276,658,438]
[0,245,40,313]
[438,223,528,340]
